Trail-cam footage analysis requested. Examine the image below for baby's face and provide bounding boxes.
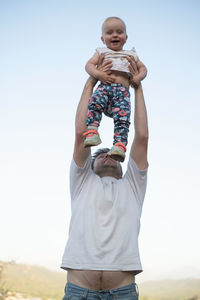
[101,19,127,51]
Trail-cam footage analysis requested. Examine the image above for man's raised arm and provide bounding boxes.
[130,83,149,170]
[73,57,113,167]
[73,77,96,168]
[126,56,148,170]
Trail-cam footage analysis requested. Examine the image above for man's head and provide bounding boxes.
[92,148,123,179]
[101,17,128,51]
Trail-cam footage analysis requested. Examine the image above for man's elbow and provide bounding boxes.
[75,127,85,139]
[75,130,85,146]
[136,132,149,145]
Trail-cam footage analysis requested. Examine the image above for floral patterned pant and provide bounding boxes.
[86,83,131,145]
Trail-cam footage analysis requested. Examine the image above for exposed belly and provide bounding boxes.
[67,270,135,290]
[110,71,130,89]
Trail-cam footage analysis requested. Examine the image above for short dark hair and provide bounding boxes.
[91,147,123,176]
[91,148,110,169]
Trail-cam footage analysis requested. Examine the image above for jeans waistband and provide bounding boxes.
[66,281,138,295]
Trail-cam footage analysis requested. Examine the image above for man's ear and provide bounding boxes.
[101,36,105,44]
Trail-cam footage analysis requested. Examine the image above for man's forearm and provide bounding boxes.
[134,84,148,139]
[75,78,96,136]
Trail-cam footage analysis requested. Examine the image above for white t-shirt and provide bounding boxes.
[96,47,139,75]
[61,155,147,274]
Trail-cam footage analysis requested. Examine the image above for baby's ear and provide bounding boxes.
[101,36,105,44]
[126,35,128,41]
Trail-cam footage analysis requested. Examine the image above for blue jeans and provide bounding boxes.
[62,282,139,300]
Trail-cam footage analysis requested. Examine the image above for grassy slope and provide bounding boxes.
[1,262,200,300]
[2,262,66,300]
[139,279,200,300]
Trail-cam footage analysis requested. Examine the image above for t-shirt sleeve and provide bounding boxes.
[96,47,101,55]
[96,47,108,55]
[70,155,92,200]
[130,47,139,62]
[124,156,148,206]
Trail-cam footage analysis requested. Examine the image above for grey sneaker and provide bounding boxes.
[83,130,102,148]
[108,143,126,162]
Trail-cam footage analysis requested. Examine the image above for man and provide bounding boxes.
[61,58,148,300]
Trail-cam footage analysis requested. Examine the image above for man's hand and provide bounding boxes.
[97,71,115,84]
[96,55,115,84]
[127,56,141,89]
[86,56,114,87]
[97,55,112,73]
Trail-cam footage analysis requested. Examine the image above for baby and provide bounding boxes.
[84,16,147,162]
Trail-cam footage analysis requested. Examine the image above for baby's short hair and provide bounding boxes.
[102,16,127,33]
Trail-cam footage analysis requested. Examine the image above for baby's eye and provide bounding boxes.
[106,31,112,35]
[117,30,123,34]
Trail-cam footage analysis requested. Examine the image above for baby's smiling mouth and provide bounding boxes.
[111,40,120,44]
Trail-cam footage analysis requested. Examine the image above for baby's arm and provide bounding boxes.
[85,52,100,78]
[85,52,115,84]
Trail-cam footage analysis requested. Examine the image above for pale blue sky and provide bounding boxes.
[0,0,200,282]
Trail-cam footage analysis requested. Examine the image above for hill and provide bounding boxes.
[0,261,66,300]
[1,261,200,300]
[140,279,200,300]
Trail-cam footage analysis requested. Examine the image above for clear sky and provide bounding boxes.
[0,0,200,282]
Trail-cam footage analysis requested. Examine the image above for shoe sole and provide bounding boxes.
[109,153,125,162]
[108,148,125,162]
[84,138,102,148]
